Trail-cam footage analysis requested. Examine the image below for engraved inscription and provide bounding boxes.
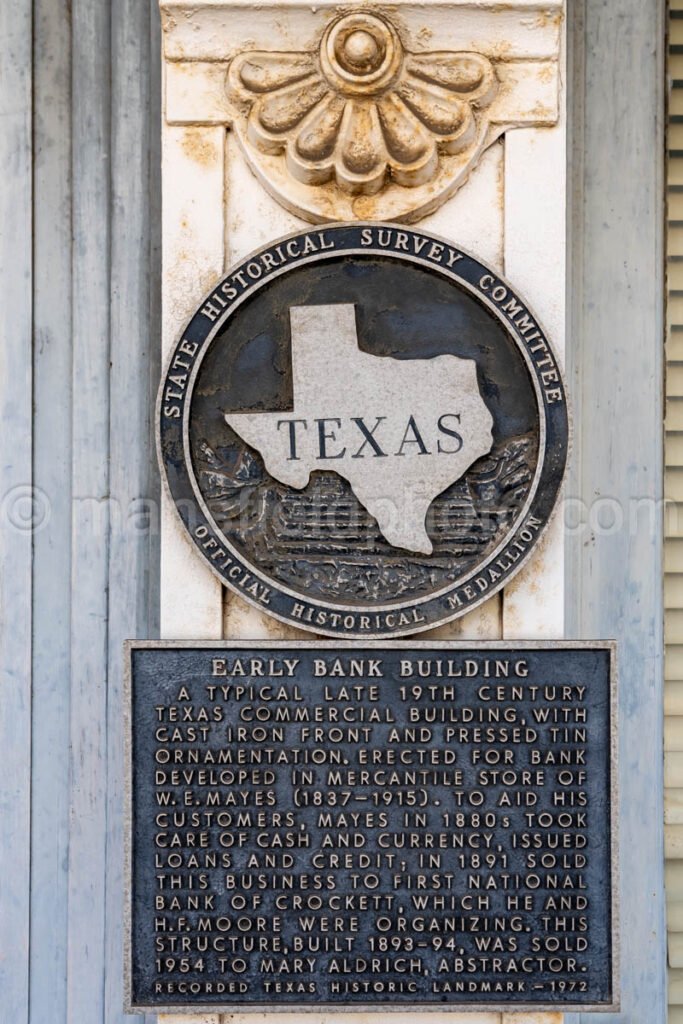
[127,642,616,1012]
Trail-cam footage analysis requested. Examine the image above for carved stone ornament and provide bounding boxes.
[223,10,545,223]
[228,12,496,191]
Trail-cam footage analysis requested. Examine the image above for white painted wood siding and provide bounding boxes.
[0,3,161,1023]
[565,2,666,1024]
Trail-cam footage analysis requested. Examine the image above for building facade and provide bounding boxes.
[0,2,667,1022]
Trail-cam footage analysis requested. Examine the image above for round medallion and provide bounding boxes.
[158,224,568,637]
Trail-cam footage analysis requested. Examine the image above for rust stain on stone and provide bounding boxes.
[181,127,220,167]
[487,39,514,61]
[415,25,434,46]
[532,10,564,31]
[494,139,505,207]
[537,62,556,84]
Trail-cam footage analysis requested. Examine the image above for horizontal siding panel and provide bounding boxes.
[670,158,683,186]
[668,513,683,544]
[663,540,683,573]
[666,683,683,714]
[667,468,683,499]
[663,610,683,643]
[671,969,683,1004]
[665,508,681,540]
[666,753,683,788]
[667,719,683,751]
[669,291,683,323]
[668,336,683,362]
[669,647,683,678]
[670,367,683,397]
[671,1006,683,1023]
[666,788,683,824]
[667,401,683,432]
[666,577,683,608]
[671,193,683,224]
[670,903,683,932]
[667,824,683,856]
[671,970,683,1003]
[671,224,683,257]
[667,434,683,466]
[672,933,683,968]
[666,541,683,572]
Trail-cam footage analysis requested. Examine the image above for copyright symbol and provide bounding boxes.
[1,485,51,534]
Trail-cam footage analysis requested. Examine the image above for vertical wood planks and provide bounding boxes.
[67,0,111,1020]
[29,1,72,1021]
[0,1,33,1022]
[107,0,159,1020]
[566,1,666,1021]
[1,1,164,1021]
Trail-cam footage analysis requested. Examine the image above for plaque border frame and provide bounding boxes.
[124,638,619,1015]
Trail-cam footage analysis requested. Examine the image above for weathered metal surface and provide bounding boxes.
[158,224,568,638]
[125,640,617,1014]
[66,0,114,1018]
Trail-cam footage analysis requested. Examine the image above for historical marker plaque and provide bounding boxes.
[158,224,569,637]
[125,640,617,1013]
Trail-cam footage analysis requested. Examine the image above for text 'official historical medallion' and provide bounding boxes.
[158,224,569,637]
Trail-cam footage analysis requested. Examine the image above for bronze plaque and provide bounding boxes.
[158,225,569,636]
[125,640,617,1014]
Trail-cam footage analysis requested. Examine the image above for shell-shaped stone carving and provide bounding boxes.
[228,12,497,199]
